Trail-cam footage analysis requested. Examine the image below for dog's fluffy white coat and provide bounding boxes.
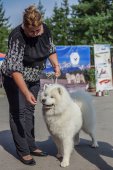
[40,84,98,167]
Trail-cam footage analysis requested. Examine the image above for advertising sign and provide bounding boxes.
[94,44,113,91]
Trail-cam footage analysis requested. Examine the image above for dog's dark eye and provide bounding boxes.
[51,96,54,98]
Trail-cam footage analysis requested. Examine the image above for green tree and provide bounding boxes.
[0,0,10,52]
[45,0,70,45]
[70,0,113,45]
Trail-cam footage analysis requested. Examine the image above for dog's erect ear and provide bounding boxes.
[43,84,49,90]
[57,87,63,95]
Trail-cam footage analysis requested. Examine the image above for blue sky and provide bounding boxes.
[2,0,78,28]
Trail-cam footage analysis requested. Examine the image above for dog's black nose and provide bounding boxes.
[42,99,46,103]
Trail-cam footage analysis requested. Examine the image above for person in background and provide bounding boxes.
[1,5,60,166]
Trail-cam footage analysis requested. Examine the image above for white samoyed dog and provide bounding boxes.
[40,84,98,167]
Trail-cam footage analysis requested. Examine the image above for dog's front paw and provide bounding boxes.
[60,161,69,167]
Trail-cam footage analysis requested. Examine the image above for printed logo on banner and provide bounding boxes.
[70,52,80,66]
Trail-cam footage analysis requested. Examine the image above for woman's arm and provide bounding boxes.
[49,53,61,77]
[12,72,37,105]
[4,32,37,105]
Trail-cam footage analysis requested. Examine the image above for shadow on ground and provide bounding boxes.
[0,130,113,170]
[75,138,113,170]
[0,130,16,157]
[0,130,57,159]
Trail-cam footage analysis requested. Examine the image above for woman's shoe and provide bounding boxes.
[17,152,36,165]
[30,151,48,157]
[19,157,36,165]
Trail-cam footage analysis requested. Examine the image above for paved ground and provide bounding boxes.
[0,87,113,170]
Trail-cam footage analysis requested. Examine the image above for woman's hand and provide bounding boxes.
[25,91,37,105]
[49,53,61,78]
[54,65,61,78]
[12,72,37,105]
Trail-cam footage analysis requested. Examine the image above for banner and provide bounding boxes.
[45,45,90,73]
[94,44,113,91]
[0,53,5,67]
[41,46,90,92]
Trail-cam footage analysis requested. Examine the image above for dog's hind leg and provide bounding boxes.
[86,130,98,148]
[61,138,74,167]
[89,132,98,148]
[74,132,80,145]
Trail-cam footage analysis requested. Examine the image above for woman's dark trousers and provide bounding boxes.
[3,75,40,156]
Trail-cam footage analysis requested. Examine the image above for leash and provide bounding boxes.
[52,77,58,84]
[46,72,58,84]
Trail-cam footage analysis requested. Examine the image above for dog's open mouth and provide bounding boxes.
[43,104,54,109]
